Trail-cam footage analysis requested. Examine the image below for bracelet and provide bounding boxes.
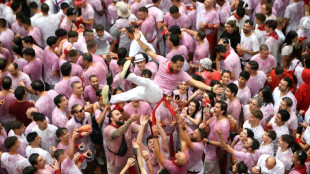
[79,154,85,162]
[295,138,302,144]
[207,140,210,144]
[210,87,213,92]
[79,133,83,138]
[154,135,159,138]
[75,143,80,148]
[145,158,149,161]
[55,169,61,174]
[183,127,186,130]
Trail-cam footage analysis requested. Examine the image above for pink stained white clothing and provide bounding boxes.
[252,3,277,21]
[247,71,267,97]
[155,102,175,134]
[232,135,245,151]
[35,90,59,121]
[217,2,231,26]
[0,28,14,53]
[274,0,290,17]
[276,147,293,171]
[33,45,44,61]
[240,32,260,62]
[243,120,264,143]
[60,17,73,32]
[227,98,242,121]
[61,157,82,174]
[257,154,285,173]
[52,107,68,128]
[133,61,158,79]
[83,63,108,86]
[219,50,242,80]
[193,38,210,65]
[272,87,297,112]
[12,21,28,37]
[130,0,148,17]
[226,14,250,31]
[196,2,219,35]
[124,101,152,122]
[140,16,157,47]
[87,0,106,27]
[28,27,42,47]
[146,4,164,23]
[57,142,69,153]
[81,3,95,29]
[259,142,274,156]
[270,116,290,139]
[94,31,113,55]
[14,58,28,71]
[0,153,31,174]
[0,129,8,153]
[265,35,279,60]
[109,59,121,77]
[107,5,118,25]
[287,59,302,71]
[25,146,54,165]
[166,45,189,71]
[103,123,139,167]
[76,54,107,70]
[59,60,83,78]
[43,47,60,85]
[68,95,86,111]
[7,131,28,157]
[0,93,16,124]
[32,124,58,153]
[260,103,274,127]
[185,110,202,131]
[111,72,132,92]
[294,66,305,89]
[164,12,191,29]
[8,72,31,90]
[83,84,104,103]
[54,76,82,99]
[284,1,304,33]
[250,54,277,74]
[188,9,196,30]
[163,151,190,174]
[23,58,43,81]
[205,116,230,161]
[35,14,60,47]
[1,48,12,61]
[236,86,251,106]
[38,165,55,174]
[254,26,267,45]
[234,149,261,169]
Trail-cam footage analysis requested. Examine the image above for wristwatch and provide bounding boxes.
[154,135,159,138]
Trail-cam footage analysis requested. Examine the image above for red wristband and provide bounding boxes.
[79,133,83,138]
[75,143,80,148]
[79,17,83,23]
[295,138,302,144]
[161,29,168,36]
[55,169,61,174]
[64,49,69,56]
[79,154,85,162]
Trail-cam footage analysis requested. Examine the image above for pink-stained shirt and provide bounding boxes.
[12,21,28,37]
[8,72,31,90]
[83,63,108,86]
[111,72,132,92]
[35,14,60,47]
[7,131,28,157]
[260,103,274,127]
[83,84,104,103]
[270,116,290,139]
[193,38,209,65]
[155,102,175,134]
[164,12,191,29]
[166,45,188,61]
[25,146,54,165]
[163,151,190,174]
[33,45,44,60]
[0,129,8,153]
[234,150,261,169]
[274,0,290,17]
[59,60,83,78]
[259,142,274,156]
[60,17,73,32]
[109,59,120,77]
[185,109,202,131]
[196,2,220,34]
[251,54,277,75]
[107,4,117,25]
[0,153,31,174]
[153,56,191,94]
[134,62,158,79]
[23,58,43,81]
[273,87,297,113]
[240,32,260,62]
[35,90,59,120]
[52,107,68,128]
[188,10,196,30]
[284,1,304,33]
[68,95,86,111]
[179,31,196,54]
[14,58,28,71]
[140,16,157,43]
[227,98,242,121]
[146,4,164,23]
[217,2,231,25]
[276,147,293,171]
[205,116,230,161]
[77,54,108,70]
[94,31,113,55]
[226,14,250,31]
[254,26,267,45]
[294,66,305,89]
[124,101,152,124]
[236,86,251,106]
[219,50,241,80]
[252,3,277,22]
[188,142,204,172]
[232,135,245,151]
[43,47,60,85]
[1,48,12,61]
[247,71,267,97]
[0,93,16,123]
[243,120,264,143]
[0,28,14,53]
[38,165,55,174]
[130,0,148,17]
[32,124,58,153]
[81,3,95,29]
[54,76,82,99]
[103,123,139,167]
[57,142,69,153]
[28,27,42,47]
[61,157,82,174]
[265,35,279,60]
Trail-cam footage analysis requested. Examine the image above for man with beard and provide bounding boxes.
[84,75,103,104]
[103,109,141,174]
[272,77,297,112]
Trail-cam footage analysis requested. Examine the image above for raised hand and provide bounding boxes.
[134,28,141,41]
[126,158,136,167]
[140,115,150,126]
[132,138,139,149]
[129,114,140,123]
[152,125,159,135]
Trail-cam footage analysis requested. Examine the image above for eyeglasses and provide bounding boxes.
[79,107,84,113]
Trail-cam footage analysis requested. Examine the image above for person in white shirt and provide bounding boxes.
[259,130,276,156]
[252,154,285,174]
[278,97,298,137]
[276,134,294,173]
[226,7,249,31]
[243,109,264,143]
[26,132,54,165]
[265,20,279,60]
[94,24,115,55]
[267,110,290,144]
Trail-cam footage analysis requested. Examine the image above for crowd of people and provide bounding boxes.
[0,0,309,173]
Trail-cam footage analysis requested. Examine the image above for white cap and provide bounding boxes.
[134,54,145,63]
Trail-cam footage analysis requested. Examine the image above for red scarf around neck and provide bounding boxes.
[257,24,265,31]
[109,123,121,129]
[234,13,240,23]
[166,62,174,74]
[268,32,278,40]
[293,164,307,174]
[224,50,231,59]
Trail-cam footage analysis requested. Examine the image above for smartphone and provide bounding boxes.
[175,95,180,100]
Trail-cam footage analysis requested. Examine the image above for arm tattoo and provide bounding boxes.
[144,47,150,52]
[111,120,132,139]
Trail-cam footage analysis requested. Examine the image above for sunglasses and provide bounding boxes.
[79,107,84,113]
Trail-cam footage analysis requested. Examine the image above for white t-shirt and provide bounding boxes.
[129,31,156,61]
[281,44,293,56]
[32,124,58,154]
[26,146,54,165]
[243,120,264,143]
[257,154,285,173]
[240,31,260,62]
[0,153,31,174]
[272,87,297,113]
[275,147,293,170]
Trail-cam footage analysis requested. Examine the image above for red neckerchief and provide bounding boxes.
[171,156,183,173]
[293,164,307,174]
[257,24,265,31]
[306,157,310,163]
[6,1,11,7]
[224,50,231,59]
[166,62,173,74]
[233,13,240,23]
[299,36,308,42]
[268,32,278,40]
[109,123,121,129]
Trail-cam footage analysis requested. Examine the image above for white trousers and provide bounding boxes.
[110,73,163,104]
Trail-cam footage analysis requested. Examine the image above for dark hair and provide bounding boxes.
[68,31,78,38]
[215,44,227,53]
[117,58,127,66]
[222,70,231,76]
[11,1,21,12]
[187,99,200,118]
[192,74,203,82]
[54,149,65,160]
[264,3,272,16]
[26,132,38,143]
[158,168,170,174]
[277,110,290,122]
[60,62,72,76]
[244,19,253,26]
[152,0,160,3]
[236,7,245,18]
[146,135,153,145]
[55,28,68,38]
[236,161,248,173]
[239,71,250,80]
[29,2,39,9]
[282,76,293,89]
[0,18,6,28]
[71,104,81,115]
[60,2,69,9]
[113,87,124,95]
[9,62,19,70]
[197,30,206,40]
[117,47,128,59]
[259,44,269,51]
[227,83,238,96]
[23,48,35,57]
[255,13,266,23]
[259,87,274,105]
[138,52,149,63]
[282,97,293,107]
[4,136,18,149]
[248,60,259,70]
[2,76,12,90]
[125,26,135,33]
[33,112,46,122]
[31,80,45,92]
[41,3,49,13]
[46,36,58,46]
[14,86,26,100]
[265,20,277,30]
[168,25,181,35]
[275,66,284,75]
[305,54,310,68]
[86,40,97,50]
[0,58,7,70]
[197,128,208,139]
[251,109,263,120]
[23,36,35,45]
[244,128,254,138]
[16,11,24,20]
[23,166,37,174]
[138,6,148,13]
[13,37,23,47]
[82,53,93,62]
[56,127,67,138]
[295,150,307,164]
[10,120,23,130]
[267,129,277,141]
[54,94,65,108]
[83,29,94,36]
[142,69,152,77]
[283,31,298,46]
[171,55,184,63]
[281,134,294,148]
[217,100,228,116]
[169,5,179,14]
[12,45,23,57]
[249,137,260,150]
[68,49,78,58]
[169,34,179,46]
[29,153,39,166]
[95,24,104,32]
[289,44,303,66]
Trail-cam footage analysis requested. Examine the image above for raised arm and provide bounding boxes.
[137,115,150,147]
[134,28,158,62]
[111,114,139,139]
[133,139,147,174]
[187,79,224,94]
[181,28,196,36]
[216,129,235,154]
[178,114,194,150]
[157,119,169,153]
[96,104,110,125]
[152,125,167,166]
[69,130,79,160]
[120,158,136,174]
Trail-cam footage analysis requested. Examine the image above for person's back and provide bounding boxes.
[54,76,82,99]
[35,90,59,120]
